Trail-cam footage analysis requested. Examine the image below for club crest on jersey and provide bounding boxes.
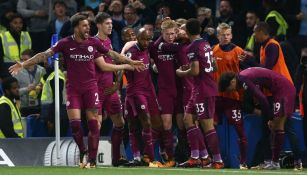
[88,46,93,52]
[125,52,132,59]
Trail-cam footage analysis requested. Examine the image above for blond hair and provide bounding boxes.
[161,19,178,31]
[175,18,187,27]
[217,22,231,34]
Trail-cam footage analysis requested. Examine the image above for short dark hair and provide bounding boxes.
[8,13,23,23]
[21,49,35,57]
[255,21,270,35]
[186,18,201,35]
[53,0,67,9]
[95,12,111,24]
[218,72,237,92]
[70,13,88,28]
[2,76,18,92]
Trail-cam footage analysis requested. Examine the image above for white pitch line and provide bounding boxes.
[97,166,307,175]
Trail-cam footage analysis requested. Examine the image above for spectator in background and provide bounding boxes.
[13,49,45,116]
[0,77,24,138]
[153,15,163,40]
[288,0,307,58]
[0,13,31,78]
[156,2,172,18]
[197,7,218,46]
[123,4,141,29]
[40,58,68,137]
[245,10,260,60]
[47,0,69,43]
[109,0,124,22]
[166,0,196,20]
[0,9,16,33]
[17,0,50,53]
[263,0,288,42]
[84,0,102,12]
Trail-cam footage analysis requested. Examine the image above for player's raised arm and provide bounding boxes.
[9,48,54,75]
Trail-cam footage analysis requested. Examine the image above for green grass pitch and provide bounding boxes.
[0,166,306,175]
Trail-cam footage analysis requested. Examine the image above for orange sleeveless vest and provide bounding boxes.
[213,44,244,100]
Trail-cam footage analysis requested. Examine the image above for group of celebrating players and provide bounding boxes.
[9,10,300,171]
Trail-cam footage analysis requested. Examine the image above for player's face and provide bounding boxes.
[98,18,112,35]
[137,31,152,50]
[162,28,176,43]
[253,25,263,43]
[218,28,232,45]
[76,19,90,40]
[177,28,188,41]
[226,78,237,91]
[123,28,136,42]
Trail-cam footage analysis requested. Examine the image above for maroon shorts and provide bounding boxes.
[215,97,242,125]
[185,94,216,120]
[125,93,160,119]
[98,87,122,115]
[66,86,99,110]
[273,90,295,118]
[158,89,176,114]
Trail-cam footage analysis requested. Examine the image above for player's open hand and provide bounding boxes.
[9,62,23,75]
[129,60,145,72]
[104,83,120,95]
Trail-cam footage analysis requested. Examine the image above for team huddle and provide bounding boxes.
[9,11,299,171]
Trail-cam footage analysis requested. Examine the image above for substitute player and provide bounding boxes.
[212,23,248,169]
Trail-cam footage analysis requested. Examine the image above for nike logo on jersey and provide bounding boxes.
[70,48,76,51]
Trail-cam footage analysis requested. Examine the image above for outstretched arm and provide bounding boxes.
[9,49,54,75]
[95,56,133,72]
[107,50,144,71]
